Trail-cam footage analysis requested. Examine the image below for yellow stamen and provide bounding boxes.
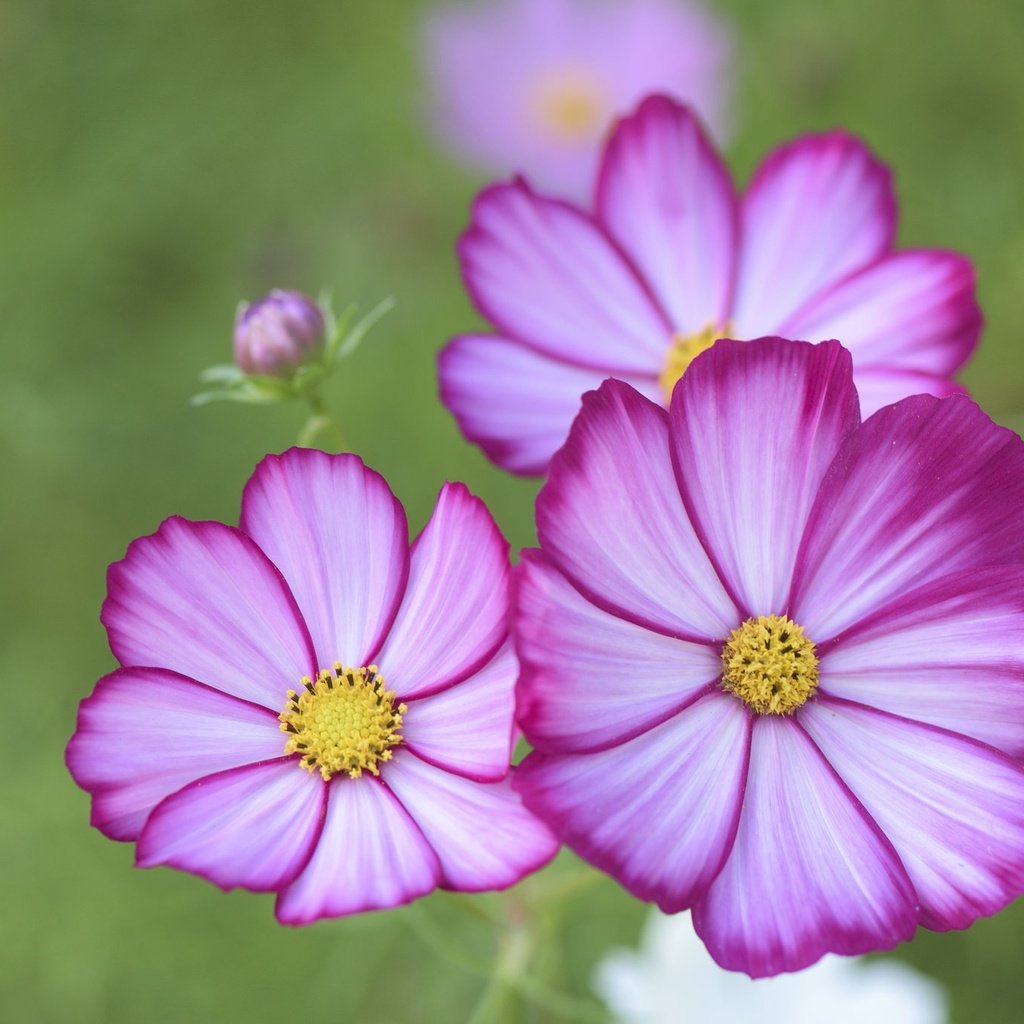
[721,615,819,715]
[659,324,729,400]
[279,664,406,781]
[529,66,606,142]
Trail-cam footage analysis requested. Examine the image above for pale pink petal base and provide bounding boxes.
[276,776,441,924]
[516,692,750,912]
[803,700,1024,930]
[515,552,722,752]
[384,753,558,891]
[693,718,916,977]
[67,668,284,841]
[137,759,326,893]
[403,644,517,782]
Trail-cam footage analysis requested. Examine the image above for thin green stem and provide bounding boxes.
[297,390,346,450]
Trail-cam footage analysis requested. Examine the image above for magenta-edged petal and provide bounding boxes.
[103,517,316,709]
[802,699,1024,931]
[239,450,409,668]
[781,251,981,382]
[516,691,750,912]
[375,483,508,699]
[515,551,723,752]
[137,759,325,892]
[595,94,737,334]
[384,753,558,891]
[439,333,661,476]
[693,718,916,977]
[732,132,896,334]
[538,379,737,642]
[459,180,671,373]
[791,394,1024,640]
[670,339,860,615]
[275,777,441,924]
[402,643,516,783]
[67,668,284,842]
[136,759,325,893]
[819,567,1024,755]
[853,367,968,416]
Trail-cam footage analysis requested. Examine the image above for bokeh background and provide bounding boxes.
[6,0,1024,1020]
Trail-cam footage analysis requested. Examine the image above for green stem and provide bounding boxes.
[297,391,346,450]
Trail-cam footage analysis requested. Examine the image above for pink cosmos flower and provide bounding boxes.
[440,95,982,476]
[422,0,732,197]
[513,338,1024,977]
[67,449,557,923]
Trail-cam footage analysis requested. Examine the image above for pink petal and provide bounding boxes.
[439,333,661,476]
[819,567,1024,755]
[239,450,409,668]
[537,379,737,641]
[103,517,316,709]
[383,753,558,891]
[67,668,284,841]
[137,759,326,892]
[732,132,896,335]
[275,776,441,923]
[402,643,517,782]
[851,367,969,417]
[693,717,916,977]
[670,338,860,615]
[459,180,671,373]
[802,699,1024,931]
[515,551,723,752]
[374,483,508,699]
[781,251,980,383]
[515,691,751,912]
[595,94,737,334]
[791,394,1024,640]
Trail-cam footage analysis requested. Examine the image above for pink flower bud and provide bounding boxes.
[233,290,326,377]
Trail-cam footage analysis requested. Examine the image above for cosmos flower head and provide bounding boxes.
[422,0,732,196]
[440,95,982,475]
[596,910,948,1024]
[67,449,557,923]
[513,338,1024,976]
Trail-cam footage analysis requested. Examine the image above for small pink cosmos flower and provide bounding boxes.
[67,449,557,923]
[422,0,732,197]
[514,338,1024,977]
[440,95,982,475]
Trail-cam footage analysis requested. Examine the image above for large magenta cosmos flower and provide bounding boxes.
[423,0,732,197]
[514,338,1024,977]
[67,449,557,923]
[440,95,982,475]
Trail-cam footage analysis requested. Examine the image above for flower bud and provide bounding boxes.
[233,290,326,377]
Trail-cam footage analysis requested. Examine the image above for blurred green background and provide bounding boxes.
[5,0,1024,1020]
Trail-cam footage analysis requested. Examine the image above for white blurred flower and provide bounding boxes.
[595,910,948,1024]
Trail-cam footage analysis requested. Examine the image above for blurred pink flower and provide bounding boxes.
[423,0,733,196]
[440,95,982,475]
[514,339,1024,976]
[67,449,557,923]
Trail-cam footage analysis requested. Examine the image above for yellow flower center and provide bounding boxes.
[721,615,819,715]
[279,664,406,781]
[659,324,730,401]
[529,66,606,142]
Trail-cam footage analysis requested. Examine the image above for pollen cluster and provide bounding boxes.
[659,324,728,399]
[530,67,605,141]
[721,615,819,715]
[279,664,406,781]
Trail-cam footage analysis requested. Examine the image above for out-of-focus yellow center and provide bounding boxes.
[529,67,606,142]
[721,615,819,715]
[279,664,406,781]
[659,324,729,400]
